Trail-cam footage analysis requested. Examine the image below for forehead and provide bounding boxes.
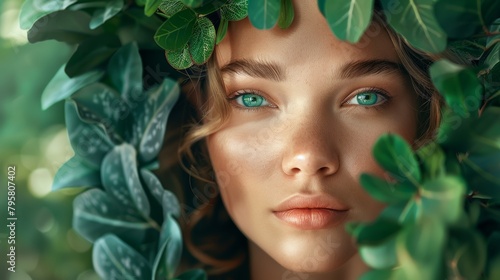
[215,1,399,70]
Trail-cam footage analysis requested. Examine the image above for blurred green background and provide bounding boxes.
[0,0,98,279]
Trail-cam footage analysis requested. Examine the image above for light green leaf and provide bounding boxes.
[277,0,294,29]
[419,176,466,225]
[166,46,194,69]
[154,8,197,50]
[216,18,229,44]
[359,237,398,269]
[19,0,77,30]
[93,234,152,280]
[42,65,104,110]
[189,17,216,65]
[220,0,248,21]
[430,59,483,117]
[381,0,447,53]
[89,0,124,29]
[52,156,100,191]
[152,215,183,279]
[324,0,373,43]
[141,169,181,218]
[158,0,186,17]
[107,43,144,104]
[360,173,415,203]
[145,0,163,16]
[248,0,280,29]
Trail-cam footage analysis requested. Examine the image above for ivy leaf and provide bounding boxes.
[220,0,248,21]
[372,134,421,185]
[380,0,446,53]
[41,65,104,110]
[176,269,207,280]
[430,59,483,117]
[73,189,153,244]
[189,17,216,65]
[419,176,466,225]
[152,215,183,279]
[101,144,151,218]
[166,46,194,69]
[65,34,121,77]
[65,100,114,168]
[277,0,294,29]
[216,18,229,44]
[107,43,144,104]
[154,8,197,50]
[28,10,103,44]
[434,0,484,39]
[248,0,280,29]
[145,0,163,16]
[93,234,152,280]
[141,169,181,218]
[360,173,415,203]
[52,155,100,191]
[19,0,77,30]
[324,0,373,43]
[158,0,186,17]
[89,0,124,29]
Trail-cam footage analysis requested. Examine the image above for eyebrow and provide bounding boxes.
[339,59,406,79]
[220,59,285,81]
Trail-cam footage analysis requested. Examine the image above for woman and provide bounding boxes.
[172,1,446,279]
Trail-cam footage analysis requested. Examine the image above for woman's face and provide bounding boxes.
[206,0,418,276]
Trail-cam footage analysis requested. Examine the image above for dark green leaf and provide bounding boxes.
[483,43,500,78]
[347,217,401,245]
[154,8,197,50]
[277,0,294,29]
[74,189,152,243]
[90,0,124,29]
[158,0,186,17]
[216,18,229,44]
[194,0,229,14]
[463,153,500,198]
[101,144,151,218]
[180,0,205,8]
[419,176,466,225]
[220,0,248,21]
[176,269,207,280]
[42,65,104,110]
[373,134,421,185]
[93,234,152,280]
[145,0,163,16]
[360,173,415,203]
[248,0,280,29]
[447,228,487,280]
[189,17,216,65]
[124,7,164,30]
[141,169,181,218]
[52,156,100,191]
[152,215,183,279]
[324,0,373,43]
[381,0,447,53]
[107,43,144,104]
[482,0,500,25]
[317,0,326,16]
[20,0,77,30]
[65,100,114,168]
[434,0,484,39]
[28,10,103,44]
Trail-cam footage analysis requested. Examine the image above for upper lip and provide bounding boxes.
[273,194,349,212]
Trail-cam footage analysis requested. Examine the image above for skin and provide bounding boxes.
[206,1,418,279]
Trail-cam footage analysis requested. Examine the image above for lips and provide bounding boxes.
[272,195,349,230]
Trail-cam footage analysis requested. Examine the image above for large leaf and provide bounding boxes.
[152,215,183,279]
[74,189,153,243]
[107,43,144,104]
[154,8,197,50]
[220,0,248,21]
[19,0,77,30]
[324,0,373,43]
[141,169,181,218]
[89,0,124,29]
[101,144,151,218]
[93,234,152,280]
[189,17,216,65]
[360,173,415,203]
[41,65,104,110]
[248,0,280,29]
[434,0,484,39]
[65,100,114,168]
[28,10,103,44]
[380,0,447,53]
[52,155,100,190]
[430,59,483,117]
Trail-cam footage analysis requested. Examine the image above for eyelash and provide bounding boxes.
[226,90,276,111]
[343,87,392,110]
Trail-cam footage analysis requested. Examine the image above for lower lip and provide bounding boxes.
[273,209,348,230]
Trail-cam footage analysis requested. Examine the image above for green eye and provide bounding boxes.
[347,91,387,106]
[235,93,270,108]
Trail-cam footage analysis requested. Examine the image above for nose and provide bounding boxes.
[281,117,339,177]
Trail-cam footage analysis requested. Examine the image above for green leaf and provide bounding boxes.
[65,100,114,168]
[380,0,447,53]
[277,0,294,29]
[93,234,152,280]
[193,0,229,14]
[372,134,421,185]
[176,269,207,280]
[141,169,181,218]
[154,8,197,50]
[216,18,229,44]
[145,0,163,16]
[166,46,194,69]
[248,0,280,29]
[220,0,248,21]
[360,269,396,280]
[152,215,183,279]
[132,79,180,162]
[189,17,216,65]
[359,237,398,270]
[483,43,500,78]
[101,144,151,218]
[73,189,152,243]
[448,39,486,62]
[324,0,373,43]
[107,43,144,104]
[66,34,121,77]
[434,0,484,39]
[180,0,205,8]
[360,173,415,203]
[430,59,483,117]
[19,0,77,30]
[347,217,401,245]
[416,142,446,180]
[317,0,326,16]
[27,10,103,44]
[158,0,186,17]
[89,0,124,29]
[52,156,100,191]
[463,153,500,198]
[447,228,487,280]
[41,65,104,110]
[419,176,466,225]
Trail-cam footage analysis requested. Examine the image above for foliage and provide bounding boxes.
[20,0,500,280]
